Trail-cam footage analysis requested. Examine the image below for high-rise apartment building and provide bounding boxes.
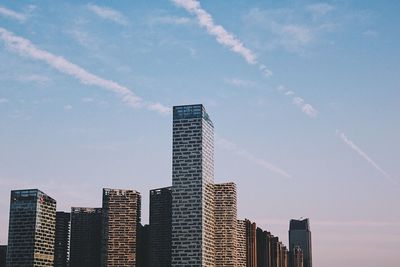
[289,219,312,267]
[237,220,247,267]
[137,224,150,267]
[171,104,215,267]
[6,189,56,267]
[149,187,172,267]
[101,188,141,267]
[257,228,272,267]
[246,220,258,267]
[69,207,102,267]
[214,182,237,267]
[290,246,304,267]
[54,212,70,267]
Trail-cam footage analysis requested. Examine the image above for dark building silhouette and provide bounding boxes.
[257,228,272,267]
[246,219,257,267]
[137,224,150,267]
[0,245,6,267]
[6,189,56,266]
[289,219,312,267]
[54,212,70,267]
[149,187,172,267]
[101,188,141,267]
[69,207,102,267]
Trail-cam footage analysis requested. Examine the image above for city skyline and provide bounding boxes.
[0,1,399,267]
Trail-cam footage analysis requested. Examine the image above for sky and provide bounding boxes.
[0,0,399,266]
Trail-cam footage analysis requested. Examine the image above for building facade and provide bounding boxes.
[171,104,215,267]
[54,212,70,267]
[237,220,247,267]
[149,187,172,267]
[214,183,237,267]
[246,219,257,267]
[69,207,102,267]
[289,219,312,267]
[290,246,304,267]
[6,189,56,267]
[101,188,141,267]
[0,245,6,267]
[256,228,272,267]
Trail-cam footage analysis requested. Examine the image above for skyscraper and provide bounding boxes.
[54,212,70,267]
[289,219,312,267]
[246,220,257,267]
[69,207,102,267]
[6,189,56,267]
[101,188,141,267]
[0,245,7,267]
[171,104,215,267]
[149,187,172,267]
[214,182,237,267]
[237,220,247,267]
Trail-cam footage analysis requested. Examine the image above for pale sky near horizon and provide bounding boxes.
[0,1,399,266]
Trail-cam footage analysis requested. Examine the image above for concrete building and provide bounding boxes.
[149,187,172,267]
[237,220,247,267]
[101,188,141,267]
[6,189,56,267]
[70,207,102,267]
[54,212,70,267]
[171,104,215,267]
[246,219,257,267]
[214,182,237,267]
[289,219,312,267]
[0,245,6,267]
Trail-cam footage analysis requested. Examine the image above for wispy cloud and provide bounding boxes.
[0,98,9,104]
[18,74,52,84]
[0,6,26,22]
[150,15,192,25]
[306,3,335,17]
[0,27,170,115]
[64,104,73,111]
[336,130,396,184]
[363,30,378,38]
[278,85,318,118]
[216,136,292,179]
[87,4,128,26]
[224,78,255,88]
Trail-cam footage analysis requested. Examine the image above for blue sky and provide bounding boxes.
[0,0,399,266]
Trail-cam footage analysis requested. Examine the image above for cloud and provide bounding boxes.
[18,74,52,84]
[306,3,335,17]
[0,6,26,22]
[278,85,318,118]
[224,78,255,88]
[216,136,292,179]
[337,130,396,184]
[0,27,170,115]
[363,30,378,38]
[87,4,128,25]
[0,98,9,104]
[64,104,73,111]
[150,15,192,25]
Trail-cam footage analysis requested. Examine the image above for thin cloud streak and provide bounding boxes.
[0,6,26,22]
[216,136,292,179]
[278,85,318,118]
[87,4,128,25]
[0,27,170,115]
[337,130,396,184]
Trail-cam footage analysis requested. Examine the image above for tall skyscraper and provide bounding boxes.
[101,188,141,267]
[246,220,257,267]
[214,182,237,267]
[70,207,102,267]
[137,224,150,267]
[6,189,56,267]
[149,187,172,267]
[257,228,272,267]
[0,245,6,267]
[289,219,312,267]
[54,212,70,267]
[171,104,215,267]
[290,246,304,267]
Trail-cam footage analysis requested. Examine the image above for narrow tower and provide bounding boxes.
[289,219,312,267]
[171,104,215,267]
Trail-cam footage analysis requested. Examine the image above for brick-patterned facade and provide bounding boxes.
[214,183,237,267]
[149,187,172,267]
[237,220,247,267]
[101,188,141,267]
[246,220,257,267]
[6,189,56,267]
[171,104,215,267]
[70,207,102,267]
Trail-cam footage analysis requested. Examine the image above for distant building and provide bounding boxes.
[289,219,312,267]
[101,188,141,267]
[237,220,247,267]
[0,245,6,267]
[246,219,257,267]
[6,189,56,266]
[290,246,304,267]
[54,212,70,267]
[257,228,272,267]
[171,104,215,266]
[137,224,150,267]
[70,207,102,267]
[149,187,172,267]
[214,182,237,266]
